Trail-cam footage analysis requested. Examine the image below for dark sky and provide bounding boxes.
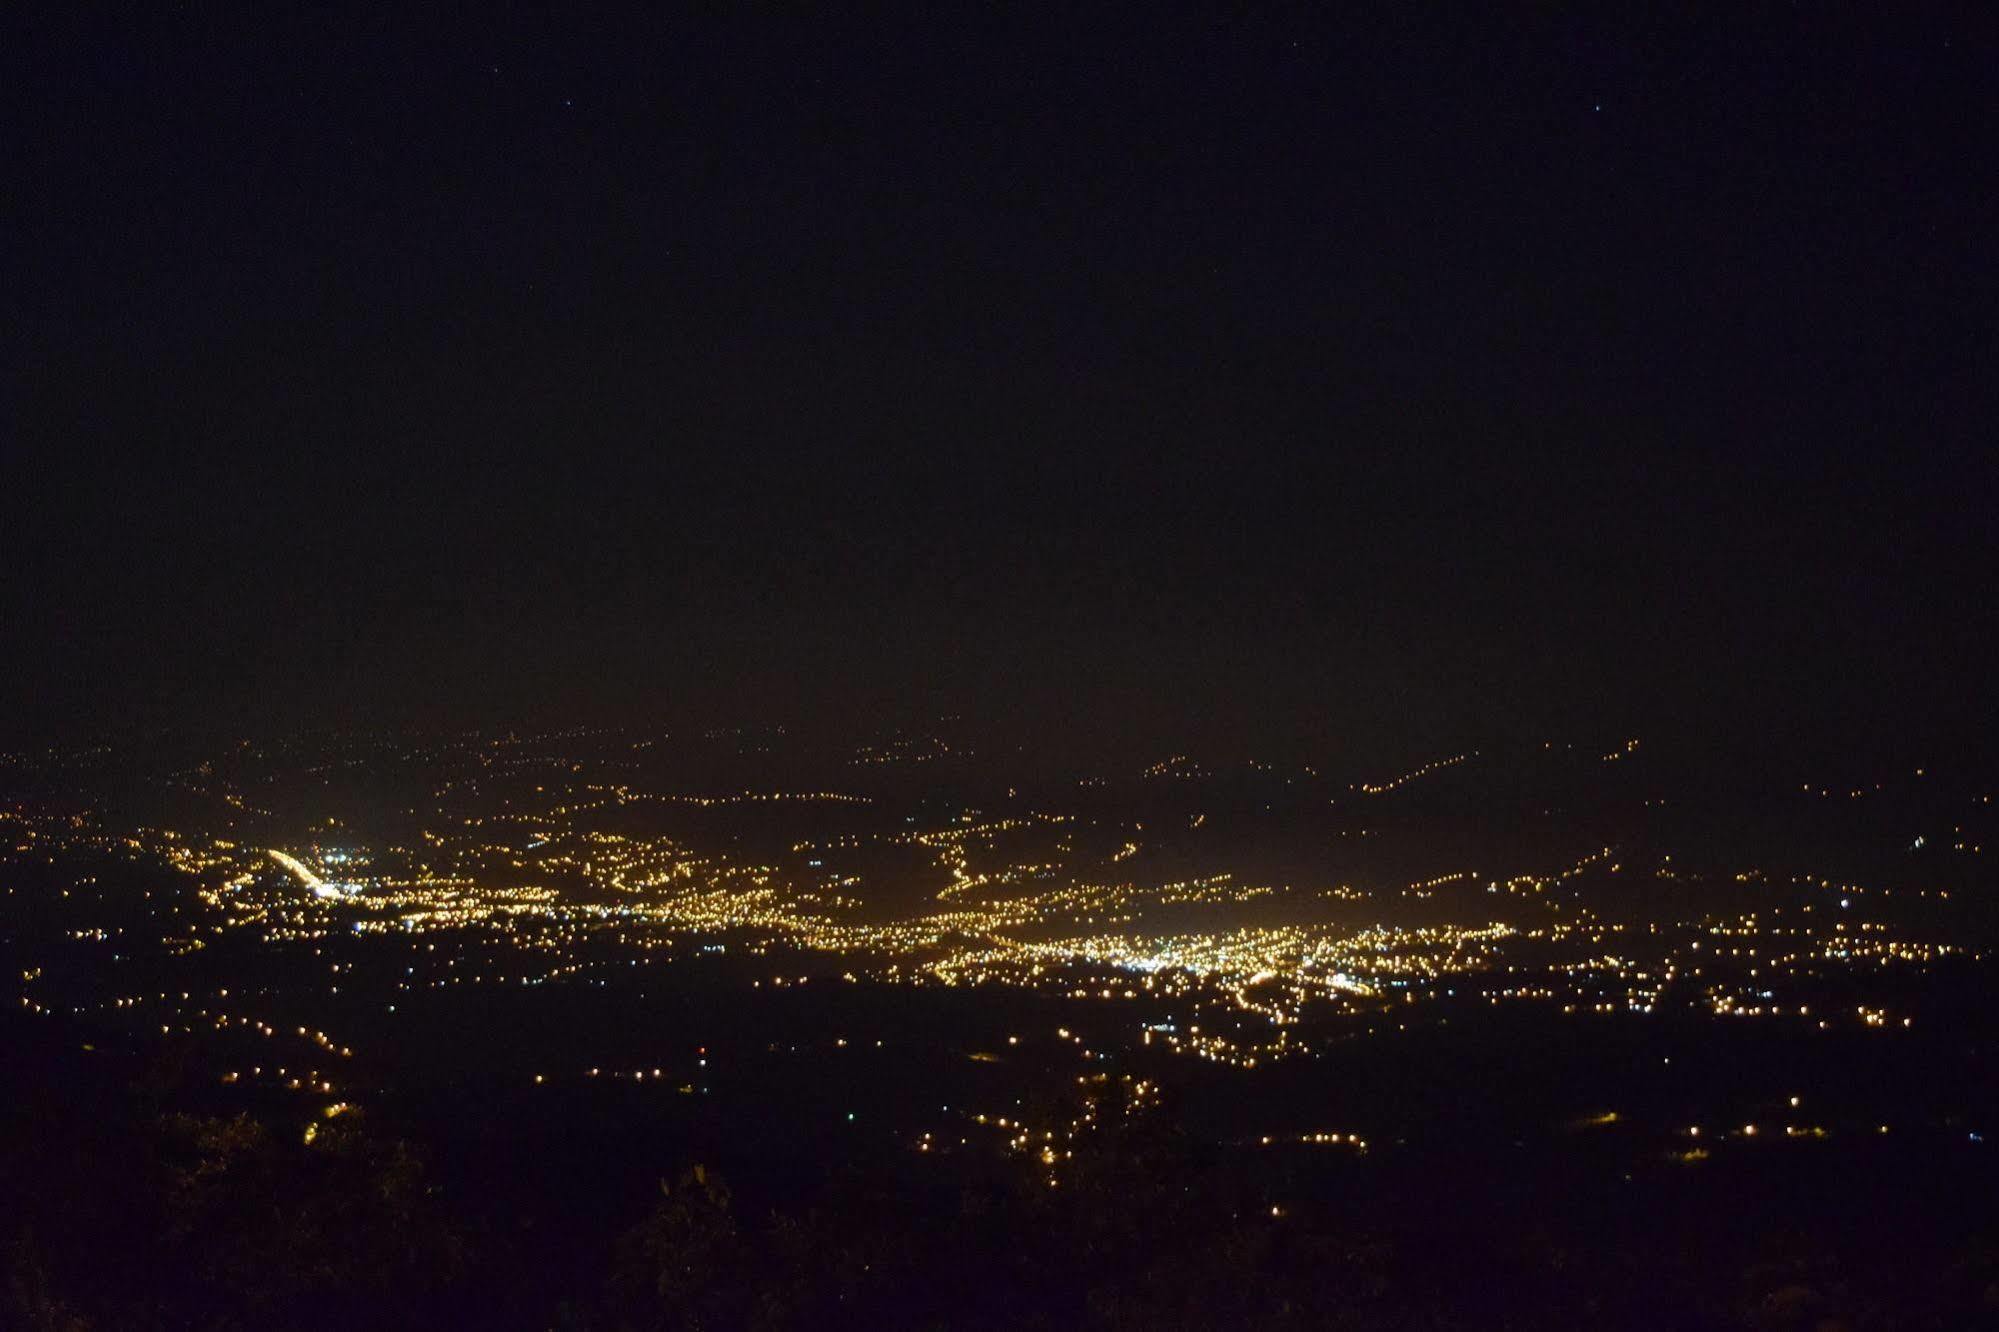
[5,7,1995,760]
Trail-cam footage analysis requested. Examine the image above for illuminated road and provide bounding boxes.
[267,849,340,899]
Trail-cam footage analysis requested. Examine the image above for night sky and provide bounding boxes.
[5,8,1995,760]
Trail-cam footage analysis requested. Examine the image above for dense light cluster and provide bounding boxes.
[7,726,1991,1183]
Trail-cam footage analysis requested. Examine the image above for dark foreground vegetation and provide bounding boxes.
[7,1012,1999,1332]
